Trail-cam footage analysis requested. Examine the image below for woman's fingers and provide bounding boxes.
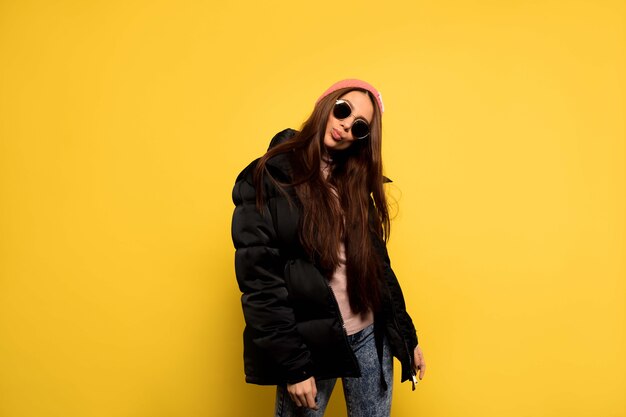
[306,378,318,409]
[414,345,426,380]
[287,377,318,410]
[304,390,317,410]
[287,385,301,406]
[289,392,303,408]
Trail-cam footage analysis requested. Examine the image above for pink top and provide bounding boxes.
[321,158,374,335]
[328,242,374,335]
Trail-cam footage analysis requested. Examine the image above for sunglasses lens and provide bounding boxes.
[333,101,352,119]
[352,120,370,139]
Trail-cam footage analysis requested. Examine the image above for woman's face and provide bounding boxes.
[323,90,374,152]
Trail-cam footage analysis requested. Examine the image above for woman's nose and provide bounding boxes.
[340,115,354,130]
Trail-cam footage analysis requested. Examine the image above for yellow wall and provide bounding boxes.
[1,1,624,416]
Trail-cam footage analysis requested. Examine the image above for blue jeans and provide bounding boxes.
[274,323,393,417]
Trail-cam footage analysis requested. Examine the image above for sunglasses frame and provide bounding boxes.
[332,99,371,140]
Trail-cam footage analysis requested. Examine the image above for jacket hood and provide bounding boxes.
[263,128,297,175]
[268,128,298,150]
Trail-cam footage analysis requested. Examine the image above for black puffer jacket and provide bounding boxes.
[231,128,419,388]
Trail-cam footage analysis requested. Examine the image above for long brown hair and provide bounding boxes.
[254,87,390,314]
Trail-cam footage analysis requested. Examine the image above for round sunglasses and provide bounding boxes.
[332,99,371,140]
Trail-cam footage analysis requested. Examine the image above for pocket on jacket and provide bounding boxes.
[284,259,335,322]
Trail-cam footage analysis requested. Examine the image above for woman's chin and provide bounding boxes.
[324,136,350,152]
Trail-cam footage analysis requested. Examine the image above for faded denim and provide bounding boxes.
[274,323,393,417]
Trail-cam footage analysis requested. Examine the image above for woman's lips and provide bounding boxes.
[331,128,342,141]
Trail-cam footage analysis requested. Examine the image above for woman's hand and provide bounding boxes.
[287,376,318,410]
[413,345,426,380]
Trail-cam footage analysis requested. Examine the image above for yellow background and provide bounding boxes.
[1,1,624,416]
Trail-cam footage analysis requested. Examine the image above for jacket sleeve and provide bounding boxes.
[231,160,314,384]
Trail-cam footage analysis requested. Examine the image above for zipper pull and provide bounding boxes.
[407,348,418,390]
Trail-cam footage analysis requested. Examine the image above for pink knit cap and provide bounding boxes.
[316,79,384,114]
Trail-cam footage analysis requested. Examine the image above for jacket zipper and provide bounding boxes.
[325,282,360,374]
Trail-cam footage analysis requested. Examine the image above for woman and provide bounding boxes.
[231,79,425,417]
